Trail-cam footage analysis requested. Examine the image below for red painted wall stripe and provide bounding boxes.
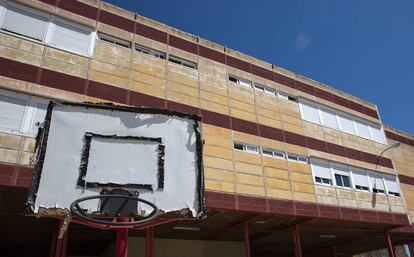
[385,130,414,148]
[0,56,394,169]
[205,191,409,225]
[34,0,380,120]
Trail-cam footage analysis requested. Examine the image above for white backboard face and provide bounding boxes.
[26,102,204,218]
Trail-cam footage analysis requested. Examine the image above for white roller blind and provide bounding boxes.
[2,4,48,40]
[331,163,349,176]
[369,174,385,190]
[50,19,92,55]
[239,79,251,88]
[350,168,369,187]
[384,176,400,193]
[299,100,320,124]
[369,124,385,144]
[338,113,356,135]
[0,94,27,132]
[355,119,370,139]
[320,107,339,129]
[311,159,332,180]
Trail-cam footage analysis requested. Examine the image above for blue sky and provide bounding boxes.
[107,0,414,135]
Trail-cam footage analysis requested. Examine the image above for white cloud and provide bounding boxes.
[295,30,312,51]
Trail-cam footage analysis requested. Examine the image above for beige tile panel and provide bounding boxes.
[230,99,256,113]
[200,91,228,105]
[337,198,358,208]
[202,124,231,138]
[203,156,233,171]
[167,63,198,79]
[45,47,89,66]
[129,82,165,98]
[0,134,22,150]
[205,179,235,193]
[233,131,260,146]
[263,167,289,180]
[255,98,279,112]
[236,173,264,187]
[22,137,36,152]
[234,161,263,176]
[336,189,357,200]
[167,81,199,98]
[230,108,257,123]
[264,177,290,190]
[258,115,283,129]
[266,188,293,200]
[131,62,166,78]
[131,71,165,88]
[203,134,232,149]
[90,60,129,78]
[290,172,313,184]
[166,91,198,107]
[282,123,305,135]
[200,82,228,97]
[260,138,286,151]
[199,100,229,115]
[256,107,279,119]
[234,151,262,166]
[0,45,42,66]
[88,70,128,89]
[42,58,87,78]
[33,84,86,102]
[236,184,265,197]
[18,151,33,166]
[281,114,303,126]
[205,168,234,182]
[279,102,301,118]
[198,74,227,87]
[262,157,288,170]
[0,148,19,163]
[293,192,316,203]
[317,195,339,205]
[132,53,166,69]
[0,33,44,55]
[292,182,315,194]
[204,145,233,160]
[315,186,337,197]
[167,72,198,88]
[94,41,132,59]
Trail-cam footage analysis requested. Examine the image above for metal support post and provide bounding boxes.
[145,227,154,257]
[116,218,129,257]
[385,231,396,257]
[244,222,251,257]
[292,224,303,257]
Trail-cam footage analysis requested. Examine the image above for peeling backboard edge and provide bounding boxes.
[24,101,205,219]
[77,133,164,191]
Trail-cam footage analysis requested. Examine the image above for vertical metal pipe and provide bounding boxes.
[244,222,251,257]
[385,231,396,257]
[292,224,303,257]
[116,218,129,257]
[145,227,154,257]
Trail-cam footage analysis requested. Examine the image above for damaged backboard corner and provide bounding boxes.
[25,101,205,221]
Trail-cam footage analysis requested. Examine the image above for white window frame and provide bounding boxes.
[228,75,252,88]
[0,89,49,137]
[135,44,166,59]
[98,32,131,48]
[261,148,285,159]
[168,55,197,69]
[233,142,259,154]
[298,98,387,144]
[0,1,96,57]
[287,153,308,164]
[254,83,276,96]
[277,91,297,102]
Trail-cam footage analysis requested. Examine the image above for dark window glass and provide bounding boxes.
[335,174,343,187]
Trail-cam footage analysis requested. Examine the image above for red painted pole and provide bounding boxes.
[116,218,129,257]
[292,224,303,257]
[385,231,396,257]
[145,227,154,257]
[244,222,251,257]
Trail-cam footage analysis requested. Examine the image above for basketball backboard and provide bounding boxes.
[25,102,204,221]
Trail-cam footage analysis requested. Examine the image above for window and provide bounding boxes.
[135,44,166,59]
[262,148,285,159]
[233,142,258,154]
[277,91,297,102]
[254,83,276,96]
[384,176,400,197]
[287,153,308,164]
[298,98,386,144]
[311,159,332,185]
[229,75,252,88]
[350,168,370,192]
[369,174,386,194]
[0,89,48,136]
[0,2,95,56]
[168,55,197,69]
[99,33,131,48]
[332,163,351,188]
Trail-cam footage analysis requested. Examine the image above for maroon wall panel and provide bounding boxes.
[306,137,328,153]
[169,35,198,55]
[251,65,273,81]
[314,88,333,102]
[344,148,363,161]
[99,11,134,32]
[58,0,98,20]
[199,46,225,64]
[129,91,165,108]
[363,106,379,119]
[237,195,268,213]
[259,125,284,142]
[200,110,231,129]
[136,23,168,44]
[0,57,38,83]
[349,101,364,113]
[284,131,306,147]
[361,152,378,165]
[40,69,86,94]
[166,100,200,114]
[87,80,128,104]
[326,143,346,157]
[226,56,251,73]
[295,81,315,96]
[231,117,258,136]
[332,94,350,108]
[274,72,296,89]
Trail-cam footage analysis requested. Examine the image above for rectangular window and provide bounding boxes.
[49,18,93,56]
[369,174,386,194]
[135,44,166,59]
[298,98,386,144]
[254,83,276,96]
[332,163,351,188]
[0,89,49,136]
[233,142,258,154]
[229,75,252,88]
[262,148,285,159]
[288,153,308,164]
[168,55,197,69]
[0,2,95,57]
[350,168,370,192]
[278,91,297,102]
[384,176,400,197]
[311,159,332,185]
[1,3,48,41]
[99,33,131,48]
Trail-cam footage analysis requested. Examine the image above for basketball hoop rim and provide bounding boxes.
[70,194,159,227]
